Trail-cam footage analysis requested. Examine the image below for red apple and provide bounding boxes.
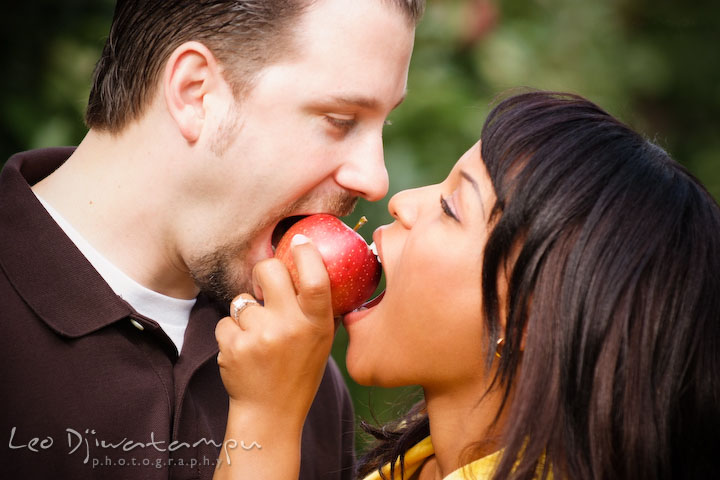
[274,214,381,316]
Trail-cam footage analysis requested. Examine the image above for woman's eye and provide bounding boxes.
[325,115,356,132]
[440,195,460,222]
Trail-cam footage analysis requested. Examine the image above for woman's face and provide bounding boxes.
[343,142,498,391]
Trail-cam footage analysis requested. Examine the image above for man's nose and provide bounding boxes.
[334,134,389,202]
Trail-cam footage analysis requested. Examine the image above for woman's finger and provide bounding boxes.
[251,257,298,313]
[229,293,262,330]
[289,235,333,326]
[215,315,243,363]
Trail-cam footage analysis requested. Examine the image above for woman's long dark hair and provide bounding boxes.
[357,91,720,479]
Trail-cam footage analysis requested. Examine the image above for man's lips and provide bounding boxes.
[269,210,356,253]
[270,215,308,251]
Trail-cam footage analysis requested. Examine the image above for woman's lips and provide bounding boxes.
[360,290,384,309]
[342,290,384,327]
[372,227,385,264]
[343,226,386,322]
[343,228,386,328]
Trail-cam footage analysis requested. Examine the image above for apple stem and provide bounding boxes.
[353,216,368,232]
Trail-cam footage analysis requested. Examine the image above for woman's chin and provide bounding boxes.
[344,349,372,386]
[345,352,408,388]
[345,350,385,387]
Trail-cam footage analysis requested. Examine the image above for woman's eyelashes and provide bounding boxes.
[440,194,460,222]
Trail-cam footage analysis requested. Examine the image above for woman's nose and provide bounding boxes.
[388,185,429,229]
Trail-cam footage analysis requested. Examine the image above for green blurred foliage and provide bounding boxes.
[2,0,718,453]
[1,1,115,157]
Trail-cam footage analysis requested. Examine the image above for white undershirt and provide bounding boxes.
[34,194,194,354]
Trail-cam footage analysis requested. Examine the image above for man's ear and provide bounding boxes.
[163,41,223,144]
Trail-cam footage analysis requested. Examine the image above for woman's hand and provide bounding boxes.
[213,235,335,479]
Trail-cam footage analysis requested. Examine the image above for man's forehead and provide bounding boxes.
[292,0,413,38]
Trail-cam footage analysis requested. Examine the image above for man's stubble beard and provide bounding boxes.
[189,241,255,304]
[189,193,358,303]
[192,101,358,302]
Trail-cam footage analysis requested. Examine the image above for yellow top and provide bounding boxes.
[361,436,504,480]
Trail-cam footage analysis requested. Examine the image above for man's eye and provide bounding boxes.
[325,115,356,132]
[440,195,460,222]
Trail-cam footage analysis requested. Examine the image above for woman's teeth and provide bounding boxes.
[369,242,380,263]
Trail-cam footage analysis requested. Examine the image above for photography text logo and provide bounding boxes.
[7,426,261,466]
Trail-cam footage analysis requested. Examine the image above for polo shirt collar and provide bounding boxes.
[0,148,134,337]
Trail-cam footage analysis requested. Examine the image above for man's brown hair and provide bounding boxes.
[85,0,425,133]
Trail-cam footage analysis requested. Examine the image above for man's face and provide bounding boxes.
[184,0,415,300]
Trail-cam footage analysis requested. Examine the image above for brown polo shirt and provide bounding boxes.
[0,148,355,479]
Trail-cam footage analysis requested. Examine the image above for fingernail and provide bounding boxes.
[291,233,311,247]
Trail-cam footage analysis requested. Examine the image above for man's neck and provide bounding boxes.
[32,128,199,300]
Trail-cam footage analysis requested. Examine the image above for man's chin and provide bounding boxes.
[197,277,253,305]
[189,253,253,304]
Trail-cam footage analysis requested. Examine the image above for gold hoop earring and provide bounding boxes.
[495,337,504,359]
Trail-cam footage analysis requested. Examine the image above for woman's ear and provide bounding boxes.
[496,242,528,352]
[162,41,224,144]
[520,296,530,352]
[496,263,512,348]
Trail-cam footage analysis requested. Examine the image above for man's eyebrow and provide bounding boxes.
[317,92,407,111]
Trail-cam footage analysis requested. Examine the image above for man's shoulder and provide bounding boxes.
[309,354,353,421]
[323,355,351,399]
[302,355,356,477]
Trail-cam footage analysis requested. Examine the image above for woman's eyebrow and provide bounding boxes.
[460,170,480,194]
[460,169,486,221]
